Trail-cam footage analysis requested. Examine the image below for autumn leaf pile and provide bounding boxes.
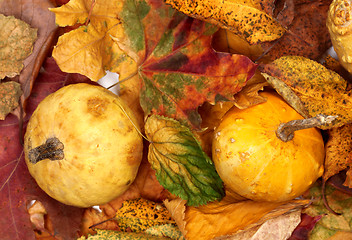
[2,0,352,239]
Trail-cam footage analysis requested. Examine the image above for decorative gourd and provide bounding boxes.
[24,83,143,208]
[212,91,325,202]
[327,0,352,73]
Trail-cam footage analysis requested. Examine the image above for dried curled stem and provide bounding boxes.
[28,137,64,164]
[276,114,338,142]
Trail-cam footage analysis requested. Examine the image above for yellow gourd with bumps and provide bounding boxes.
[212,91,325,202]
[24,83,143,207]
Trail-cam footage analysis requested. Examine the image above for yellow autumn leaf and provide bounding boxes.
[79,229,171,240]
[50,0,137,81]
[260,56,352,129]
[164,0,285,44]
[165,194,309,240]
[115,198,175,232]
[212,29,265,61]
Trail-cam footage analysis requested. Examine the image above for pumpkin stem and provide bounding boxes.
[276,114,338,142]
[28,137,64,164]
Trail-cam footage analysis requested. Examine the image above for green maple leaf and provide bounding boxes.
[303,183,352,239]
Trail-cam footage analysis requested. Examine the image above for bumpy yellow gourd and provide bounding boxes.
[327,0,352,73]
[24,83,143,208]
[212,92,325,202]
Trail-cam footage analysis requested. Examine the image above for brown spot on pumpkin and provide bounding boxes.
[87,97,109,118]
[69,154,85,170]
[125,125,134,133]
[127,154,140,166]
[125,144,143,166]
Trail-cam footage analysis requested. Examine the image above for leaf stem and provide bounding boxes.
[88,217,115,229]
[85,0,96,26]
[322,180,342,215]
[276,114,338,142]
[107,71,138,90]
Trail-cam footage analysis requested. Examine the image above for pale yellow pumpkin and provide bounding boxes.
[212,91,325,202]
[24,83,143,208]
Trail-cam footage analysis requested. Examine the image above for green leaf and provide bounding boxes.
[145,115,224,206]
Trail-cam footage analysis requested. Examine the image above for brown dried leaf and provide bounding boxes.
[0,81,22,120]
[81,207,119,236]
[344,168,352,188]
[0,0,57,105]
[215,210,301,240]
[28,200,47,232]
[164,198,187,237]
[324,124,352,185]
[260,0,332,61]
[0,14,37,79]
[233,71,269,109]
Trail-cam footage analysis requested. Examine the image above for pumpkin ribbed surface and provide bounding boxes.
[212,91,325,202]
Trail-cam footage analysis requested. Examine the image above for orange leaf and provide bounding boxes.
[165,193,309,240]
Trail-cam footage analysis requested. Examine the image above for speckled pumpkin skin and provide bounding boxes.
[212,92,325,202]
[24,83,143,207]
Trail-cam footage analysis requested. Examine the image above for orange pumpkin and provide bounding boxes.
[212,91,325,202]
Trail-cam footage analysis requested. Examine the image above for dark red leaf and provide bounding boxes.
[288,213,322,240]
